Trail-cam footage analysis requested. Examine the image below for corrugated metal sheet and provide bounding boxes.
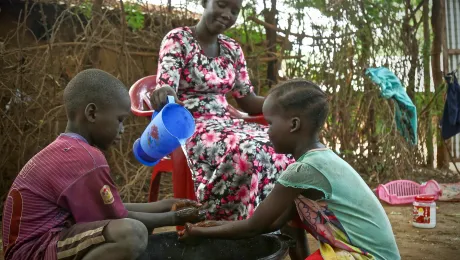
[446,0,460,159]
[446,0,460,72]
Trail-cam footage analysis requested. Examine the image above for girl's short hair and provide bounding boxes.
[269,79,329,133]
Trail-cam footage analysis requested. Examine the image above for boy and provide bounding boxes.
[2,69,204,260]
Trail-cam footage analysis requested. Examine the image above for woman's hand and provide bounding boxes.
[173,208,206,225]
[149,86,184,110]
[234,93,265,115]
[171,199,202,211]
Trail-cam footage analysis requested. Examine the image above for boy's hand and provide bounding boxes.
[171,199,202,211]
[173,208,206,225]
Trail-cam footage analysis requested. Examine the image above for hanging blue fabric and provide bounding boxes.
[365,67,418,145]
[441,72,460,140]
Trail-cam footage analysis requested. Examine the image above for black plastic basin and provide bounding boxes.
[138,232,291,260]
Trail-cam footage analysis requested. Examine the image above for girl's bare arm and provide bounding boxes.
[185,184,301,239]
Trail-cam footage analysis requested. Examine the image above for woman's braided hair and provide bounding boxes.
[269,79,329,133]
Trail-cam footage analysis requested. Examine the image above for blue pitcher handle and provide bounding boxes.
[151,95,176,120]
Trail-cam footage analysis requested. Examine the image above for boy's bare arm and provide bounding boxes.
[124,199,201,213]
[124,199,177,213]
[127,207,205,233]
[127,211,175,232]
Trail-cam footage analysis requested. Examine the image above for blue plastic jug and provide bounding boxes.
[133,96,195,166]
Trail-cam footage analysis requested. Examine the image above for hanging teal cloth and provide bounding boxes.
[365,67,418,145]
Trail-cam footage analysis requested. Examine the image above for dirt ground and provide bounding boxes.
[157,173,460,259]
[383,202,460,259]
[1,203,458,260]
[0,173,458,259]
[154,202,460,260]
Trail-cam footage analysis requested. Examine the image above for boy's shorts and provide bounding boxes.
[55,220,111,260]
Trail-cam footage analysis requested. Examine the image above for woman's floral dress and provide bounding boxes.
[155,27,294,220]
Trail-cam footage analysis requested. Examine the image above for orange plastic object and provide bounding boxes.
[147,156,173,202]
[130,75,267,230]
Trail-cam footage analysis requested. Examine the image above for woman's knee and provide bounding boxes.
[105,219,148,253]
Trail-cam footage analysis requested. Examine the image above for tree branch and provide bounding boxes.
[2,42,159,57]
[2,41,158,56]
[409,0,425,23]
[247,16,354,40]
[247,55,303,62]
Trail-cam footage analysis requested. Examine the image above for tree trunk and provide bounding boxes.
[357,1,377,159]
[90,0,103,67]
[404,0,417,101]
[263,0,277,88]
[407,38,418,101]
[91,0,103,29]
[431,0,447,168]
[423,0,433,167]
[441,0,449,73]
[168,0,172,13]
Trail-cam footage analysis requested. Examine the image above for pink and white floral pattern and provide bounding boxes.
[155,27,294,220]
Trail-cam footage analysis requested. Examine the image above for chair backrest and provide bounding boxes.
[385,180,420,196]
[129,75,157,117]
[129,74,268,125]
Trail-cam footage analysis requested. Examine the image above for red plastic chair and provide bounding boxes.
[129,75,267,226]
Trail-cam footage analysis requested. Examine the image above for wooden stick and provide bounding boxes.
[448,49,460,55]
[444,140,460,175]
[3,42,302,59]
[96,38,159,52]
[247,55,303,62]
[2,42,159,57]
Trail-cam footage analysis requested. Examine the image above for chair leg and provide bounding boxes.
[148,159,174,202]
[148,170,161,202]
[171,148,197,231]
[171,149,197,201]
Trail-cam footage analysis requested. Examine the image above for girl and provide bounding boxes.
[178,79,401,260]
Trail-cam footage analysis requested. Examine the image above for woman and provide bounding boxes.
[150,0,294,221]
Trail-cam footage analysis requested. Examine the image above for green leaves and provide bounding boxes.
[283,0,327,13]
[225,26,263,44]
[76,0,93,19]
[75,1,145,31]
[124,2,144,31]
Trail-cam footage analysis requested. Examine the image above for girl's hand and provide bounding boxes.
[149,86,184,111]
[171,199,202,211]
[192,221,223,228]
[173,208,206,225]
[177,221,223,241]
[177,223,197,241]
